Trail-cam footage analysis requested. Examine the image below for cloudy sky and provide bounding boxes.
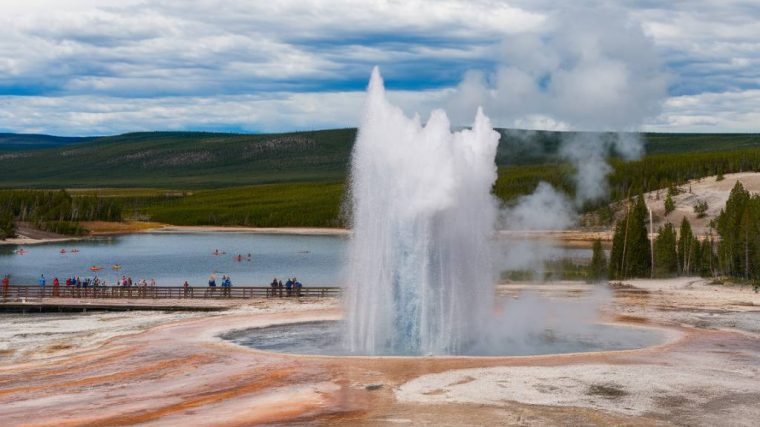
[0,0,757,135]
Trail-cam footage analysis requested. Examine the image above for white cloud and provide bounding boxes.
[646,89,760,133]
[0,89,448,136]
[0,1,756,134]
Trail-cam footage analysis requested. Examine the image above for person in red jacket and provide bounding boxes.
[52,277,60,297]
[2,275,9,299]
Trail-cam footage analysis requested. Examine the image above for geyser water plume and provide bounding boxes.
[344,67,500,355]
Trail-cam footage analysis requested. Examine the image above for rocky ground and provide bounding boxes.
[0,278,757,426]
[644,172,760,236]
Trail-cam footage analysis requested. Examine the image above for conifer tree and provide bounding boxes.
[609,220,625,279]
[653,223,678,277]
[699,237,715,277]
[627,195,652,278]
[664,193,675,216]
[0,211,15,240]
[678,217,695,275]
[588,239,608,283]
[745,195,760,280]
[609,195,651,279]
[717,181,750,277]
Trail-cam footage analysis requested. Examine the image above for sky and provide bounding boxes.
[0,0,757,136]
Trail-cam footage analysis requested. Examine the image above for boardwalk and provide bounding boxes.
[1,285,341,301]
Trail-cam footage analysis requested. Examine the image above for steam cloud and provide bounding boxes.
[447,5,668,273]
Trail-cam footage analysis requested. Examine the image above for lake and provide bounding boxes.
[0,232,347,287]
[0,232,592,287]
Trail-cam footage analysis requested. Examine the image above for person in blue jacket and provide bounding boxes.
[222,275,232,297]
[285,278,293,297]
[38,274,46,297]
[294,278,302,297]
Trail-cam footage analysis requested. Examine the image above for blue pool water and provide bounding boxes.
[222,320,665,356]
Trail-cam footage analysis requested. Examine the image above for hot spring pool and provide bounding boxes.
[222,320,666,357]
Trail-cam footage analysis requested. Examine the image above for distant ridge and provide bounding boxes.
[0,133,96,151]
[0,128,758,188]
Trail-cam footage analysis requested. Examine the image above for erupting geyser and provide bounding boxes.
[344,68,501,355]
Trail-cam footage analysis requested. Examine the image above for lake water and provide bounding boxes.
[0,232,347,287]
[0,232,591,287]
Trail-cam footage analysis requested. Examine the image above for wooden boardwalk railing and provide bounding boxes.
[1,285,341,301]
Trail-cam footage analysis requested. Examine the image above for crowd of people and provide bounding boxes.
[206,274,233,297]
[2,272,312,299]
[269,277,303,297]
[22,274,161,297]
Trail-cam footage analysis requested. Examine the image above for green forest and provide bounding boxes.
[0,190,122,237]
[603,181,760,284]
[1,129,760,234]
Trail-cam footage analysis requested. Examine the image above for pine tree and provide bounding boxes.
[588,239,608,283]
[664,193,675,216]
[609,195,651,279]
[746,196,760,280]
[609,220,625,279]
[653,223,678,277]
[717,181,750,277]
[678,218,695,275]
[0,211,15,240]
[627,195,652,278]
[699,237,715,277]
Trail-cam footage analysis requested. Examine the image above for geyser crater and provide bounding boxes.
[221,320,666,357]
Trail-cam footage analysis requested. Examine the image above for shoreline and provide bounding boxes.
[0,224,351,245]
[2,223,615,246]
[150,225,351,236]
[0,235,83,246]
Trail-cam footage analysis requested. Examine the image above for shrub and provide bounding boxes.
[694,200,708,218]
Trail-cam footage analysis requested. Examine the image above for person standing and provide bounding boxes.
[52,277,60,297]
[208,274,217,297]
[222,275,231,297]
[270,277,279,297]
[183,280,190,298]
[2,275,9,300]
[38,274,46,298]
[294,278,302,297]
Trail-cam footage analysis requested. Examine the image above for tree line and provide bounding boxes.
[497,147,760,220]
[0,189,122,238]
[591,181,759,283]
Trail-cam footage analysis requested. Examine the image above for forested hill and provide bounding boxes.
[0,130,357,188]
[0,129,759,188]
[0,133,95,151]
